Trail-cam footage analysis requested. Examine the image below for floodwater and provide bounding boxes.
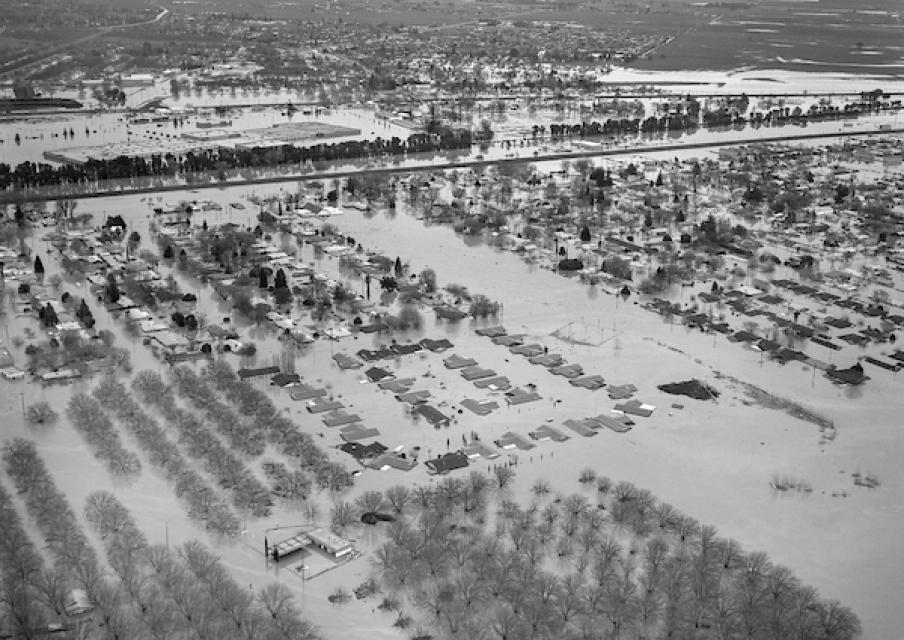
[4,148,903,638]
[0,105,414,168]
[0,105,904,206]
[601,66,904,96]
[4,66,904,170]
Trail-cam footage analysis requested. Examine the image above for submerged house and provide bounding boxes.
[826,362,868,385]
[425,451,469,475]
[415,404,451,426]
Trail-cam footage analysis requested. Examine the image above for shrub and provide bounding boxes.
[236,342,257,357]
[494,466,515,489]
[445,283,471,300]
[396,305,423,330]
[25,402,59,426]
[601,256,632,280]
[469,294,500,318]
[328,588,351,604]
[596,476,613,494]
[418,268,437,293]
[531,478,551,495]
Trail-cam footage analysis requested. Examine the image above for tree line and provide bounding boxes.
[110,372,273,518]
[0,128,473,190]
[2,439,134,639]
[97,374,242,536]
[0,477,74,637]
[543,101,887,140]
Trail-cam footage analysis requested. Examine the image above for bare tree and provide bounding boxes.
[717,537,743,572]
[257,582,295,620]
[734,552,771,639]
[354,490,385,516]
[494,465,515,489]
[384,485,411,515]
[330,501,355,533]
[31,568,70,617]
[765,564,800,640]
[0,582,49,640]
[641,536,669,597]
[653,501,677,531]
[690,524,720,626]
[412,485,435,511]
[491,604,526,640]
[554,573,584,624]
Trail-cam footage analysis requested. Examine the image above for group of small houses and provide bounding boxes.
[480,142,902,284]
[238,325,656,478]
[92,224,380,360]
[645,267,904,384]
[1,244,106,383]
[469,149,904,382]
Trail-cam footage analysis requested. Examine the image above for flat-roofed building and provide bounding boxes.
[306,528,354,558]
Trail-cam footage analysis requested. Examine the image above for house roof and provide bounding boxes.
[339,424,380,441]
[390,343,422,356]
[379,377,415,392]
[504,387,542,405]
[510,343,544,356]
[607,384,637,399]
[473,375,511,391]
[333,353,363,369]
[461,366,496,381]
[340,441,388,459]
[475,326,507,337]
[494,431,535,450]
[415,404,450,424]
[238,365,281,380]
[443,353,477,369]
[492,334,525,347]
[395,389,432,404]
[368,452,418,471]
[461,440,500,459]
[365,366,393,382]
[550,363,584,378]
[420,338,454,352]
[271,372,301,387]
[529,424,569,442]
[289,384,327,400]
[322,410,361,427]
[460,398,499,416]
[306,398,345,413]
[563,419,598,437]
[425,451,469,474]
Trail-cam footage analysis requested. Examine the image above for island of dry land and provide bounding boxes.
[4,130,904,640]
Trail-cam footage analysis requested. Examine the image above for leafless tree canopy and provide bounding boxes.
[84,491,321,640]
[371,471,861,640]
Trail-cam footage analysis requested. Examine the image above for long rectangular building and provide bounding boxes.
[306,528,354,558]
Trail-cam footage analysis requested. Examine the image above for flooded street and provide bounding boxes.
[5,157,900,638]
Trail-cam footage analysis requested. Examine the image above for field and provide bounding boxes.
[630,1,904,73]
